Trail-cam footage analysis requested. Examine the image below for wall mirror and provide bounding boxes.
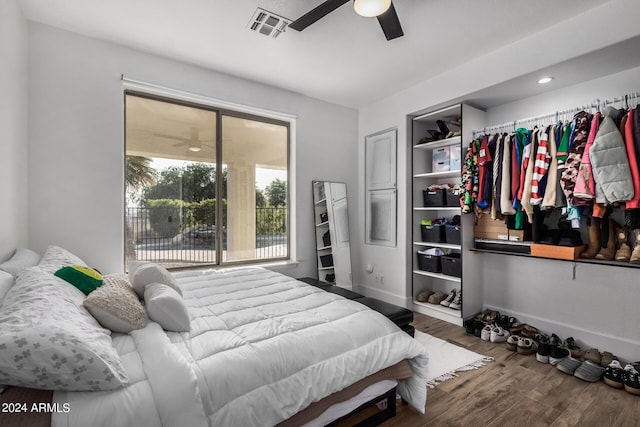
[312,181,353,289]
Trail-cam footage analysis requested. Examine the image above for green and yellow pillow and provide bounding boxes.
[54,265,103,295]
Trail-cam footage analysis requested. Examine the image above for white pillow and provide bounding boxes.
[37,245,87,273]
[84,275,147,333]
[127,260,149,278]
[144,283,190,332]
[0,248,41,277]
[131,263,181,298]
[0,266,128,391]
[0,271,14,305]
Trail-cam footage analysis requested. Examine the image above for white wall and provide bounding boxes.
[357,0,640,357]
[27,23,358,276]
[0,0,29,260]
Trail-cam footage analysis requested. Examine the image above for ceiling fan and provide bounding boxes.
[154,127,215,152]
[289,0,403,41]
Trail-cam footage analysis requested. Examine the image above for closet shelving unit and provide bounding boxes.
[409,104,485,325]
[313,183,335,283]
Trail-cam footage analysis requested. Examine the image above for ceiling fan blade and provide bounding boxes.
[289,0,350,31]
[377,2,403,41]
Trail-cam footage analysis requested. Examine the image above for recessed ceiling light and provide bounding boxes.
[537,77,554,84]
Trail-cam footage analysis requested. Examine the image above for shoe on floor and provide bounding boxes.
[557,356,582,375]
[440,289,457,307]
[480,324,493,341]
[536,338,551,364]
[574,360,605,382]
[516,337,537,355]
[603,360,625,389]
[623,364,640,396]
[583,348,602,365]
[600,351,617,368]
[490,325,510,343]
[416,289,434,302]
[549,346,570,366]
[506,335,520,352]
[563,336,584,359]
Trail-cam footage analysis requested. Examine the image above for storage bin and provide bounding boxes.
[320,254,333,267]
[445,189,461,207]
[423,189,446,207]
[322,231,331,247]
[417,252,442,273]
[421,224,445,243]
[445,225,461,244]
[441,253,461,278]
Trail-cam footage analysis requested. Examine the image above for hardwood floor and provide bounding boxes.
[382,313,640,427]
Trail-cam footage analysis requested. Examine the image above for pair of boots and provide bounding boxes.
[582,220,640,262]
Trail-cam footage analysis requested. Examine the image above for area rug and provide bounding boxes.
[414,330,493,388]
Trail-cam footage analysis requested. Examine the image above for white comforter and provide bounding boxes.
[54,268,428,427]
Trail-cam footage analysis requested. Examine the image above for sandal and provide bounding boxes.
[520,325,540,339]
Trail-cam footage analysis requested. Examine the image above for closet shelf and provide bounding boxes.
[413,300,463,325]
[413,136,461,150]
[315,221,329,227]
[413,207,460,212]
[413,270,461,283]
[471,248,640,269]
[413,241,461,250]
[413,170,461,179]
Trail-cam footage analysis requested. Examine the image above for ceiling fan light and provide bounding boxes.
[354,0,391,17]
[188,145,202,152]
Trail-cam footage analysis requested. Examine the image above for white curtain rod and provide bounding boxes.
[473,91,640,137]
[120,74,298,121]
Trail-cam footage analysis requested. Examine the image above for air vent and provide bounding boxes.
[248,8,291,38]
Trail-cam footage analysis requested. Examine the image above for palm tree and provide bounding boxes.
[125,156,156,263]
[126,155,157,193]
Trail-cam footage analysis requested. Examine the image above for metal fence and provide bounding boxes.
[126,206,287,267]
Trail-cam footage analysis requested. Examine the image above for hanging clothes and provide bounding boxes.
[461,138,481,214]
[541,123,559,210]
[590,106,634,204]
[573,111,602,205]
[492,133,505,218]
[530,128,551,205]
[520,128,538,223]
[560,111,592,203]
[500,134,516,215]
[476,135,492,210]
[626,107,640,227]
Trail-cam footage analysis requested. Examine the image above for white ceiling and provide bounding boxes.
[19,0,608,108]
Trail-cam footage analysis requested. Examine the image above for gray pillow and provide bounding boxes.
[131,263,181,298]
[0,248,41,277]
[84,275,147,333]
[144,283,190,332]
[37,245,86,273]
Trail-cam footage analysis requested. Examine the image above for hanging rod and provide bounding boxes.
[472,90,640,137]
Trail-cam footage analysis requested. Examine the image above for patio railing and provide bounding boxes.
[126,206,287,266]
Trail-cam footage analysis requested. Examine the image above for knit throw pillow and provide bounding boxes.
[84,275,147,333]
[54,265,103,295]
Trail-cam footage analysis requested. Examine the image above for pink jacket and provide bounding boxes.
[624,108,640,209]
[572,111,602,204]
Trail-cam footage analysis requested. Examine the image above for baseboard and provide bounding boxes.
[355,284,413,309]
[487,304,640,363]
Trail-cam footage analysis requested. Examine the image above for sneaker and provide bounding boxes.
[557,356,582,375]
[603,360,624,389]
[574,360,605,382]
[563,336,584,359]
[536,338,551,364]
[623,364,640,396]
[506,335,520,352]
[449,289,462,310]
[480,324,493,341]
[516,337,537,355]
[440,289,457,307]
[600,351,617,368]
[490,325,510,343]
[549,346,570,366]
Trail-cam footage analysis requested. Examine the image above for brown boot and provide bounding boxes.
[581,222,600,259]
[631,229,640,264]
[615,225,631,261]
[595,220,615,260]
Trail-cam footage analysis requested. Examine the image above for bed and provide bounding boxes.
[0,246,428,426]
